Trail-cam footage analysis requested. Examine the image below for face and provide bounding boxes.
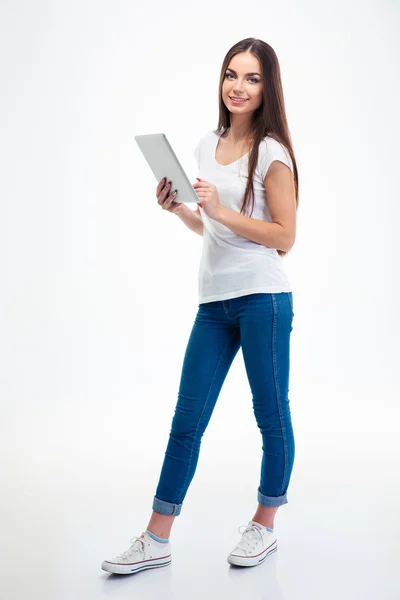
[222,51,263,115]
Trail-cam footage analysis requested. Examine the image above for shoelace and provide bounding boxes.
[235,524,264,552]
[116,535,146,560]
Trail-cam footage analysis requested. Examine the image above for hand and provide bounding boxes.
[156,177,184,215]
[193,179,223,221]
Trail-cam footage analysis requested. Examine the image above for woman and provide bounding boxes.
[102,37,298,574]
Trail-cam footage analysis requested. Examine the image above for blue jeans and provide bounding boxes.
[152,292,295,516]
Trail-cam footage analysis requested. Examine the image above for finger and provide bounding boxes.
[163,191,177,209]
[156,177,167,194]
[157,184,168,204]
[158,181,171,205]
[162,181,171,199]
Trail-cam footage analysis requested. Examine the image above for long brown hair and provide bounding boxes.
[214,38,299,258]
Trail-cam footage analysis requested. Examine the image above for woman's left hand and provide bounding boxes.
[193,179,223,221]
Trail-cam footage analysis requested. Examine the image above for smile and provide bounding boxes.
[229,97,248,105]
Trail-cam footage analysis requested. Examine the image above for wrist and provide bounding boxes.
[175,205,188,217]
[215,205,227,224]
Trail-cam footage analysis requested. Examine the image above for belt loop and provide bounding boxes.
[223,299,231,314]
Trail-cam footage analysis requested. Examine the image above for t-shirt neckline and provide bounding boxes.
[213,132,250,167]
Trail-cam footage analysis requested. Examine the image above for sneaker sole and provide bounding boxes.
[101,556,172,575]
[227,540,278,567]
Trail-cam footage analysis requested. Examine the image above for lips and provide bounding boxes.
[230,96,247,101]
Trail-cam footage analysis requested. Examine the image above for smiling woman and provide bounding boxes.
[192,41,297,265]
[213,42,299,252]
[102,37,299,577]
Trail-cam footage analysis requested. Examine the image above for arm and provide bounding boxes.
[214,161,296,251]
[176,204,203,236]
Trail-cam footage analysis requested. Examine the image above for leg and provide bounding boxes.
[239,292,295,526]
[251,506,279,529]
[146,512,176,540]
[148,301,241,537]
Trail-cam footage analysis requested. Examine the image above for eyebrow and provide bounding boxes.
[226,67,261,77]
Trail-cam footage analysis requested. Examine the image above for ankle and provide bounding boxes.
[252,518,274,529]
[146,529,170,543]
[146,511,175,539]
[146,525,172,539]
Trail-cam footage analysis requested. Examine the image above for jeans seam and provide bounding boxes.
[178,329,237,501]
[289,292,293,313]
[271,293,289,496]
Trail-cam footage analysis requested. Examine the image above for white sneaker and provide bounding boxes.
[101,531,172,575]
[227,521,278,567]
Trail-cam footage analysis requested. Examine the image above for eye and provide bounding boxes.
[224,73,260,84]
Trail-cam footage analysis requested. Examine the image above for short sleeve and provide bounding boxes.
[259,137,294,180]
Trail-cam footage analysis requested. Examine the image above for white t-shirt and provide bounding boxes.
[194,129,294,304]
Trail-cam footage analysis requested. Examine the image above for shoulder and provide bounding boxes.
[259,135,289,156]
[193,130,216,167]
[197,130,217,143]
[194,130,216,151]
[258,135,294,177]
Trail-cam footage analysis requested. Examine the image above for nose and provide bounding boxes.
[232,83,245,94]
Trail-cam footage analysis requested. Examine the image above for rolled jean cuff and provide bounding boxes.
[258,487,288,507]
[152,496,182,516]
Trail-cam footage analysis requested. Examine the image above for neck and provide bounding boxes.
[225,121,253,144]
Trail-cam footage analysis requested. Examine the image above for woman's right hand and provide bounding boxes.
[156,177,184,215]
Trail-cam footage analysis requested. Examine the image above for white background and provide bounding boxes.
[1,1,399,598]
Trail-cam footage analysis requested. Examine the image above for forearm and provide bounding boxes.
[215,206,289,251]
[176,205,203,236]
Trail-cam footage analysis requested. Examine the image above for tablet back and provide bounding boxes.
[134,133,199,204]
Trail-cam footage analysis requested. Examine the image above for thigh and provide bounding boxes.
[239,293,293,417]
[174,302,241,427]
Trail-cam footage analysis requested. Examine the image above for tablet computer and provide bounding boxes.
[134,133,200,204]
